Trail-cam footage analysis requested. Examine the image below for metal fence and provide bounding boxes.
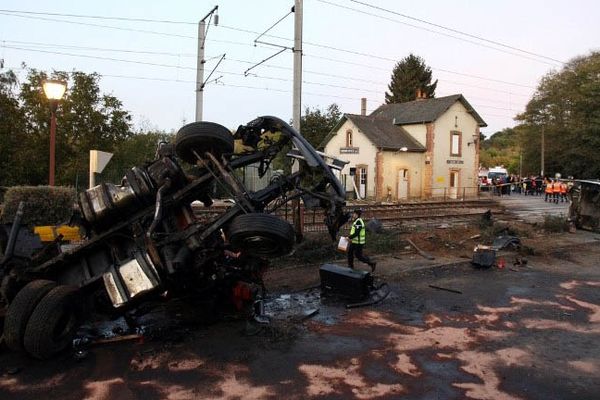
[428,186,481,201]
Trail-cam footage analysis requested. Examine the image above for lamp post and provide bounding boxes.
[42,79,67,186]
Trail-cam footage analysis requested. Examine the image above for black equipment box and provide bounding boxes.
[320,263,373,300]
[472,245,496,268]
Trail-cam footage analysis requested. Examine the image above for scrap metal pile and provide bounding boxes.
[0,116,347,359]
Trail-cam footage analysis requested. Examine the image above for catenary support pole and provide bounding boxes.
[292,0,304,241]
[292,0,303,131]
[195,20,206,122]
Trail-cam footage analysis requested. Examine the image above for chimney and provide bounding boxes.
[360,97,367,116]
[416,88,427,101]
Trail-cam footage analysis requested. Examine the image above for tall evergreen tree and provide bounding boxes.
[385,54,437,104]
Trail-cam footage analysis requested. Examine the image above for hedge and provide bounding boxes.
[0,186,77,226]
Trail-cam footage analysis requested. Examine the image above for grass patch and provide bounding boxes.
[479,222,530,244]
[281,229,407,266]
[541,214,568,233]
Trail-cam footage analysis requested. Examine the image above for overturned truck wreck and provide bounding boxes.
[569,179,600,232]
[0,116,347,359]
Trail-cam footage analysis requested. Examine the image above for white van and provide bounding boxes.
[488,166,508,181]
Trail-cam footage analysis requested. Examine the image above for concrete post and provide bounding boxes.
[292,0,303,131]
[195,20,206,122]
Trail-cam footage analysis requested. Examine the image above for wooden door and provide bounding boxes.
[397,169,409,200]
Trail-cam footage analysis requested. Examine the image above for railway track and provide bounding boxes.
[193,198,502,233]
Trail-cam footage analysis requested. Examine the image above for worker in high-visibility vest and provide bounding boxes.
[560,181,568,203]
[346,209,376,272]
[544,179,554,202]
[553,179,562,203]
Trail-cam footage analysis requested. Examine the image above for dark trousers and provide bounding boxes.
[348,242,372,269]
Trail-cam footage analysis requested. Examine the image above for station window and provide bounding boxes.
[450,131,462,156]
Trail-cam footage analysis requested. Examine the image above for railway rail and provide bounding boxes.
[194,199,503,233]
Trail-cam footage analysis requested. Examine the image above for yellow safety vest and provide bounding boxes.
[350,218,366,245]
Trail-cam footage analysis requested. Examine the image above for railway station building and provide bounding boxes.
[321,94,487,201]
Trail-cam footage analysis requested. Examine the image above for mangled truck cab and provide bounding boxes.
[0,116,347,359]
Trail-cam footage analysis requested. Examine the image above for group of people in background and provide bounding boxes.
[542,178,570,203]
[481,174,572,203]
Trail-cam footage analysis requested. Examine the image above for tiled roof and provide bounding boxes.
[345,114,426,152]
[370,94,487,127]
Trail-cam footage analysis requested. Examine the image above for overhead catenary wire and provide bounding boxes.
[99,74,516,118]
[316,0,552,66]
[1,39,197,57]
[3,57,518,119]
[1,43,528,112]
[0,45,381,94]
[0,10,539,90]
[0,8,198,25]
[347,0,565,65]
[1,38,534,100]
[0,42,380,93]
[315,0,562,67]
[0,13,523,128]
[0,39,386,85]
[0,11,196,40]
[7,43,521,103]
[0,6,564,66]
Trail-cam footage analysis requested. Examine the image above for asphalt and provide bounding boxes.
[492,192,570,223]
[0,195,597,400]
[1,230,599,400]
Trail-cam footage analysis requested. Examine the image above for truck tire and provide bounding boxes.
[3,280,57,351]
[24,285,82,359]
[175,121,234,164]
[227,213,295,257]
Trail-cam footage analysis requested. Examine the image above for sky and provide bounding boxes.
[0,0,599,136]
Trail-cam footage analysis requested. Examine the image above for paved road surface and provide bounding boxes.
[1,233,599,399]
[493,193,570,223]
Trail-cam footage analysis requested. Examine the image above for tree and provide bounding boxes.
[385,54,437,103]
[0,70,27,186]
[516,51,600,178]
[14,69,133,186]
[479,127,526,174]
[300,103,341,148]
[98,131,174,183]
[272,103,341,172]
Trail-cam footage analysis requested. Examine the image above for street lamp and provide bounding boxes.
[42,79,67,186]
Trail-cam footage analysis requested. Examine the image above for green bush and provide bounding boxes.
[0,186,77,226]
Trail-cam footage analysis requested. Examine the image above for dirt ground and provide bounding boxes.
[1,224,600,399]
